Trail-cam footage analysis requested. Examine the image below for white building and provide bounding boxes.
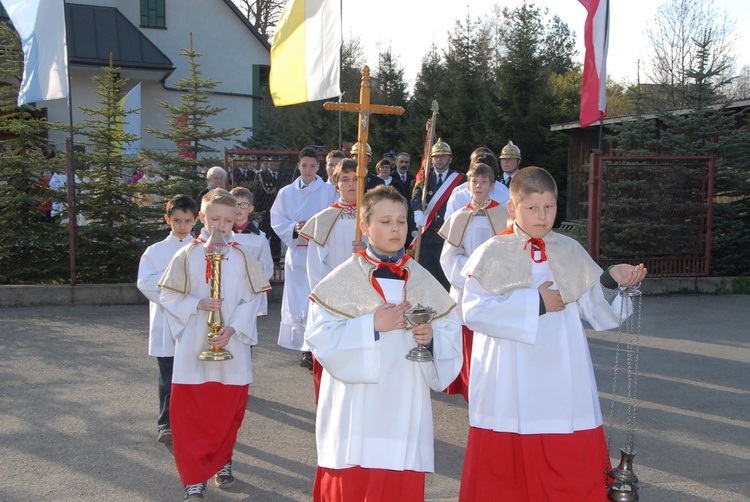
[38,0,270,154]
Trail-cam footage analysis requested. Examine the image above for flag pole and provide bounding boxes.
[63,0,78,286]
[598,111,604,152]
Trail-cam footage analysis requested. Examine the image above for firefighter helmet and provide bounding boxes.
[500,141,521,159]
[350,142,372,157]
[431,138,452,157]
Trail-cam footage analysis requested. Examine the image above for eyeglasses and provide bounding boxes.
[237,202,252,209]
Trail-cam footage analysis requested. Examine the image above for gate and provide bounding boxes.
[587,153,714,276]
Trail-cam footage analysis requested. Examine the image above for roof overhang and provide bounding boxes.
[65,3,174,80]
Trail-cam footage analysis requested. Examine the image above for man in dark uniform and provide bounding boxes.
[411,139,465,290]
[233,155,256,187]
[254,155,284,261]
[350,142,385,192]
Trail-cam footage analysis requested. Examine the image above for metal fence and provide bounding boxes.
[587,154,714,277]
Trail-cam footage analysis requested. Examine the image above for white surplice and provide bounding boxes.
[444,181,509,219]
[159,244,264,385]
[137,232,191,357]
[306,279,462,472]
[271,176,337,349]
[233,230,274,316]
[462,251,629,435]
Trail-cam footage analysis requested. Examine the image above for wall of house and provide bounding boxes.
[44,0,270,159]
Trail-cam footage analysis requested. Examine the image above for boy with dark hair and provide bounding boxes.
[271,147,337,366]
[305,185,462,501]
[137,194,198,443]
[159,189,271,500]
[458,166,647,501]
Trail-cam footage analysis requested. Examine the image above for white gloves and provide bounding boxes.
[413,210,426,227]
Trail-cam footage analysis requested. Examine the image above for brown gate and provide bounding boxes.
[587,153,715,276]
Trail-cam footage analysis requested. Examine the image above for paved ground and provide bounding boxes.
[0,295,748,501]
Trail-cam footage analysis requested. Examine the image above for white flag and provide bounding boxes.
[2,0,69,106]
[120,83,141,155]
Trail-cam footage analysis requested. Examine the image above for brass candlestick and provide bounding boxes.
[198,226,233,362]
[403,304,436,362]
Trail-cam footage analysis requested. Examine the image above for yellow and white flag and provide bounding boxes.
[270,0,341,106]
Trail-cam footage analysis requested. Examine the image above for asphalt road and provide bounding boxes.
[1,294,748,501]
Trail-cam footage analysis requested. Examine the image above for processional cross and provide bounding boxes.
[323,66,405,240]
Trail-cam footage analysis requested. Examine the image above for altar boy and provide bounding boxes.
[305,185,462,501]
[458,167,647,501]
[159,189,271,500]
[137,194,197,443]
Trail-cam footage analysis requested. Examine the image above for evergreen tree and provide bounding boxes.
[73,62,162,283]
[440,12,498,167]
[144,34,242,198]
[0,21,68,284]
[657,36,750,275]
[606,82,659,156]
[494,3,576,217]
[370,47,409,157]
[408,44,445,161]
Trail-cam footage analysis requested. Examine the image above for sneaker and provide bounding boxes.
[299,351,313,369]
[184,482,206,500]
[158,429,172,443]
[214,459,235,489]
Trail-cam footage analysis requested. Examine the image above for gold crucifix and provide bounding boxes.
[323,66,405,241]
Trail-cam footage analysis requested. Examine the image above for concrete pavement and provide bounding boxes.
[0,295,748,501]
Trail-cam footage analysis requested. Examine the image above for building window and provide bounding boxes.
[140,0,165,28]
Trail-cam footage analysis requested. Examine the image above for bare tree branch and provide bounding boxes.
[232,0,284,39]
[645,0,737,107]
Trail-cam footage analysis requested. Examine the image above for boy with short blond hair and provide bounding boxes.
[159,189,271,500]
[230,187,273,315]
[137,194,198,443]
[305,185,463,501]
[458,167,647,501]
[437,164,509,400]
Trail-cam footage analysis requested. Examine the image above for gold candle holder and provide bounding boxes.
[198,227,233,362]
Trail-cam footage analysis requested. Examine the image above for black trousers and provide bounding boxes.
[417,231,450,291]
[157,356,173,432]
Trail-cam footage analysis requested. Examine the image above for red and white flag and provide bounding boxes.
[578,0,609,127]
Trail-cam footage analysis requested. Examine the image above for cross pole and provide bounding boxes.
[323,66,405,241]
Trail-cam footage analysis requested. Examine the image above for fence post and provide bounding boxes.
[587,149,602,261]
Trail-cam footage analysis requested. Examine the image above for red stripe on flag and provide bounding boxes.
[578,0,609,128]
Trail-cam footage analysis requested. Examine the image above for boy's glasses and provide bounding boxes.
[237,202,252,209]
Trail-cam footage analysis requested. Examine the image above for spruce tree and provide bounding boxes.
[73,61,161,283]
[657,36,750,275]
[0,21,68,284]
[144,34,242,198]
[369,48,409,156]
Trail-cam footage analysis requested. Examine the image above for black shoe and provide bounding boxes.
[184,482,206,500]
[300,351,313,369]
[214,459,235,489]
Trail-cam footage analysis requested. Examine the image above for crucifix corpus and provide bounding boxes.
[323,66,405,241]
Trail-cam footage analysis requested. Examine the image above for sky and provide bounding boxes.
[342,0,750,88]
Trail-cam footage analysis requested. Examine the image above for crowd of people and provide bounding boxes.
[136,140,648,501]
